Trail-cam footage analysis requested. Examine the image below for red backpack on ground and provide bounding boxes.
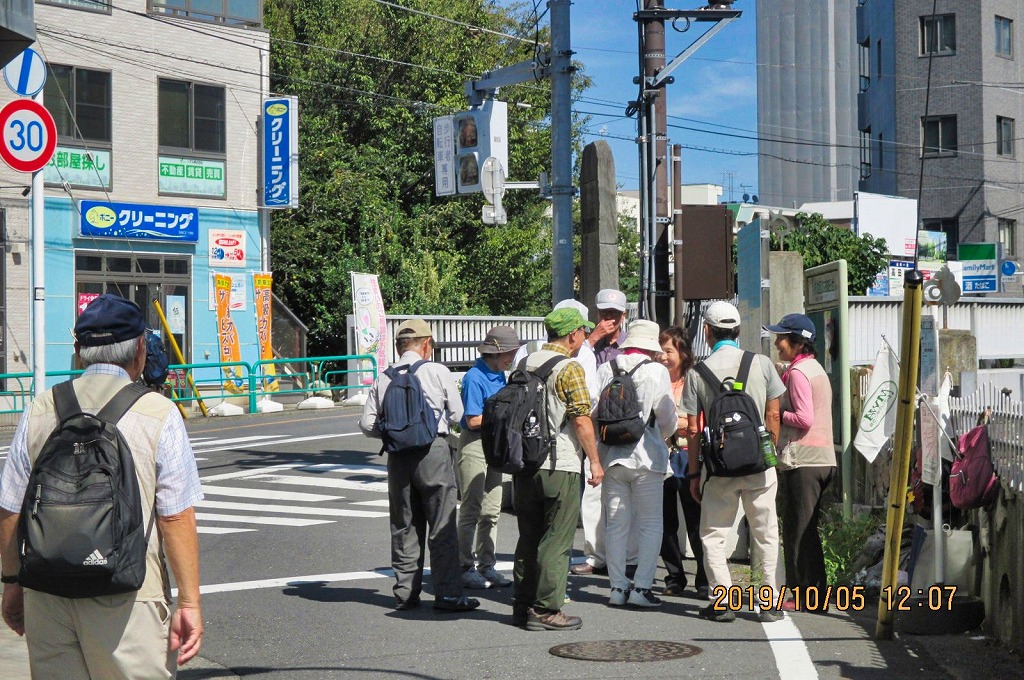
[949,425,999,510]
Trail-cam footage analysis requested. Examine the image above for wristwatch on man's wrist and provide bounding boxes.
[1,574,19,584]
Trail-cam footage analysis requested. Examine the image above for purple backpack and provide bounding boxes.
[949,425,999,510]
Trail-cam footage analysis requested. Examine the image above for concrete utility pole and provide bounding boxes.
[465,0,574,305]
[632,2,741,322]
[31,87,45,396]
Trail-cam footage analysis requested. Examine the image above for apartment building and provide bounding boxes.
[858,0,1023,285]
[0,0,269,380]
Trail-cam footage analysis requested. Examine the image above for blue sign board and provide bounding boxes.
[262,97,299,208]
[80,200,199,242]
[1001,260,1020,277]
[3,48,46,97]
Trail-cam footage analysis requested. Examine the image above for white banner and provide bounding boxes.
[854,345,900,463]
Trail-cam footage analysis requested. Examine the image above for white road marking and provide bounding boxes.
[188,436,217,443]
[192,435,285,448]
[761,610,819,679]
[197,527,257,535]
[200,485,343,503]
[300,463,388,476]
[193,432,359,455]
[178,560,515,596]
[195,512,334,527]
[200,463,306,482]
[195,499,388,518]
[350,499,390,507]
[251,474,388,493]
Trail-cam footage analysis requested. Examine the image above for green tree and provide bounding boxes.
[772,212,889,295]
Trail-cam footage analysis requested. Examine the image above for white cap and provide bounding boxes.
[554,298,590,319]
[595,289,627,311]
[704,301,741,329]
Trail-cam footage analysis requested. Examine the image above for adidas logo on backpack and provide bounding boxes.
[82,550,108,567]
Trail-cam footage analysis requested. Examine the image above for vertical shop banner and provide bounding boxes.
[262,96,299,209]
[350,272,389,385]
[214,273,244,392]
[253,272,279,392]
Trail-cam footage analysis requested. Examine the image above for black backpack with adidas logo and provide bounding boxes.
[595,358,652,445]
[17,381,153,599]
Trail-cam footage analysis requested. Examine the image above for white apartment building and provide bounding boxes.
[0,0,269,382]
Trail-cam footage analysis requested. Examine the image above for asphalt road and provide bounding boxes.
[3,406,1022,679]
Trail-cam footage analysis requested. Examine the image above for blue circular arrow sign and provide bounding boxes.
[3,48,46,98]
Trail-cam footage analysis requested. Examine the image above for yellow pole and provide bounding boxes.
[153,300,209,418]
[875,270,924,639]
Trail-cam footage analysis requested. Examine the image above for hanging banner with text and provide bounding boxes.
[214,273,245,392]
[253,272,279,392]
[350,272,389,385]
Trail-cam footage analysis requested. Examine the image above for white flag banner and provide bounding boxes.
[854,345,900,463]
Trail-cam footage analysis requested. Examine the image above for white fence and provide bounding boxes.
[949,385,1024,493]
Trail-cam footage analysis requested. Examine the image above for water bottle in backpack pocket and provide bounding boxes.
[694,352,770,478]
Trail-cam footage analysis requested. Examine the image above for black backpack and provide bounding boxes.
[694,352,770,478]
[143,330,170,388]
[595,358,652,445]
[18,381,152,599]
[377,361,439,454]
[481,355,566,474]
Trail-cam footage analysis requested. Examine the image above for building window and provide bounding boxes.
[921,14,956,56]
[876,39,882,80]
[148,0,262,27]
[158,79,225,154]
[998,117,1015,157]
[877,133,884,170]
[996,16,1013,57]
[859,41,870,91]
[922,218,959,260]
[860,129,871,179]
[1000,218,1017,257]
[44,65,112,143]
[922,115,957,155]
[37,0,111,13]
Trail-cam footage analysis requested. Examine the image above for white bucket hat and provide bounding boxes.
[620,319,662,354]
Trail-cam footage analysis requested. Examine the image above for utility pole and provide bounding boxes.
[632,2,741,322]
[465,0,574,305]
[31,87,45,396]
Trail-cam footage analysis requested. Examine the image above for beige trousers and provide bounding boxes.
[699,468,779,592]
[456,431,504,569]
[24,590,175,680]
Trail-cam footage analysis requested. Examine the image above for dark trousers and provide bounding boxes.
[387,438,462,603]
[779,466,835,591]
[513,470,580,613]
[660,475,707,590]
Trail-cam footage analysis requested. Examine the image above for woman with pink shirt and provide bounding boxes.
[763,314,836,607]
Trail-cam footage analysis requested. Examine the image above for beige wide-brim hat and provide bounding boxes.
[477,325,521,354]
[620,319,662,354]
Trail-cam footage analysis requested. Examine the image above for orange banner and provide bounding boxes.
[214,273,244,392]
[253,272,278,391]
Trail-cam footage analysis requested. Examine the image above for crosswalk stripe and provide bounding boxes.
[193,432,359,455]
[195,499,388,518]
[200,463,306,482]
[251,474,388,494]
[192,435,285,448]
[350,499,390,507]
[200,485,343,503]
[189,437,217,443]
[299,463,388,476]
[197,527,257,535]
[195,512,334,527]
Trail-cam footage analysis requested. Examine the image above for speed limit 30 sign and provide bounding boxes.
[0,99,57,173]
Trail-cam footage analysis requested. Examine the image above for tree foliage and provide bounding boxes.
[772,212,889,295]
[264,0,594,354]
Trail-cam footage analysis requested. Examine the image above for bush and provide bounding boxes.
[819,504,884,585]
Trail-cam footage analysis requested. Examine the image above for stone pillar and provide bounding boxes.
[580,140,619,319]
[938,329,977,395]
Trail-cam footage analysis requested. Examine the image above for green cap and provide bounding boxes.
[544,307,595,337]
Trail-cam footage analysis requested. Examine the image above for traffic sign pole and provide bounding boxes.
[30,89,45,395]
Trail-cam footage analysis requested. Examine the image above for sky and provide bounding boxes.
[514,0,760,198]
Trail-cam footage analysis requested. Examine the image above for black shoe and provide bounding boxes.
[433,595,481,612]
[695,585,710,600]
[699,603,736,623]
[661,581,687,597]
[759,608,784,623]
[395,596,421,611]
[624,564,637,579]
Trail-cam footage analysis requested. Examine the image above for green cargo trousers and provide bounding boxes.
[513,469,581,613]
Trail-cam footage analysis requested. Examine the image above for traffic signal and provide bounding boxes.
[455,99,508,194]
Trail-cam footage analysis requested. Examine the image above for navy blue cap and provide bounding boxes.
[74,294,146,347]
[763,313,816,342]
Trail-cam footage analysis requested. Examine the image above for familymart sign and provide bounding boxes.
[959,243,998,293]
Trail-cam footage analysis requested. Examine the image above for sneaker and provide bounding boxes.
[608,587,627,607]
[433,595,481,612]
[628,588,663,608]
[478,565,512,588]
[759,608,785,623]
[661,582,686,597]
[461,568,491,590]
[526,608,583,631]
[394,596,420,611]
[570,562,608,576]
[699,603,736,623]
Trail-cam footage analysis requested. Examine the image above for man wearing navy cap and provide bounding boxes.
[0,294,204,678]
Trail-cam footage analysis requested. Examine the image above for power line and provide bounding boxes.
[368,0,535,44]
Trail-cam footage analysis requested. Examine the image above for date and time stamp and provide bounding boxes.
[709,585,959,613]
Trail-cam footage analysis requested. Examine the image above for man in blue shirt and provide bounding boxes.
[458,326,521,589]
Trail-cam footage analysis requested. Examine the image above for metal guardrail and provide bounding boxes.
[0,354,377,419]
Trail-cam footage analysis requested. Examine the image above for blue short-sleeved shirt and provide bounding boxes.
[460,357,507,428]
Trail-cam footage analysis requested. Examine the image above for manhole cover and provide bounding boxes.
[549,640,702,662]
